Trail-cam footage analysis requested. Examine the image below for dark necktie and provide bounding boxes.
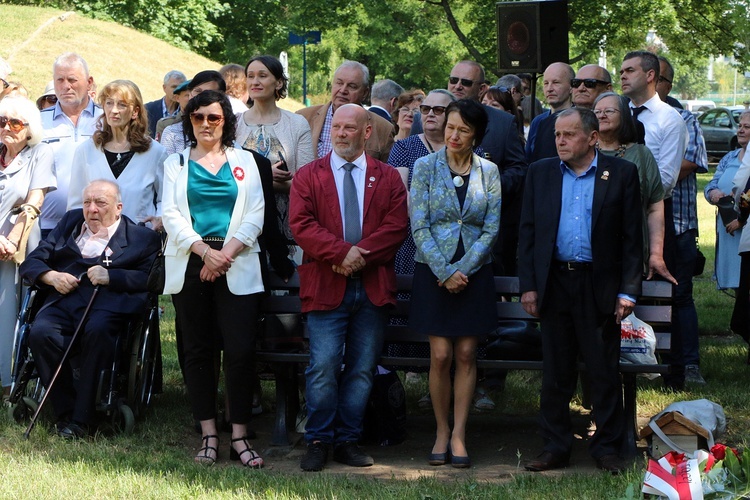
[343,162,361,244]
[632,106,647,145]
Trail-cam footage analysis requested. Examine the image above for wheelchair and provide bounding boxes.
[6,285,160,435]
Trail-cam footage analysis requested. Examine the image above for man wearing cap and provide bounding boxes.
[155,79,190,141]
[145,70,186,138]
[159,70,226,155]
[36,81,57,111]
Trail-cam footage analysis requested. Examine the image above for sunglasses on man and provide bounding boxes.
[449,76,475,87]
[0,116,29,132]
[571,78,609,89]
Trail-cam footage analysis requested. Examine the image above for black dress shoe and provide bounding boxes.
[58,422,88,440]
[333,442,374,467]
[524,451,569,472]
[596,454,625,475]
[300,441,328,472]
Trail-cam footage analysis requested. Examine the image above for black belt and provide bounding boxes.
[553,260,592,271]
[348,272,362,279]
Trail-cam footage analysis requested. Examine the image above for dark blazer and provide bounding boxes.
[517,154,643,315]
[289,152,408,312]
[145,98,164,139]
[20,210,161,315]
[368,105,391,122]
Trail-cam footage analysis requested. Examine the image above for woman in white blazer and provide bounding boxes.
[67,80,167,229]
[162,91,265,468]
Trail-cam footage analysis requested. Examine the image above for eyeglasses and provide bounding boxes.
[571,78,610,89]
[190,112,224,127]
[657,76,672,85]
[43,95,58,105]
[449,76,475,87]
[419,105,447,116]
[0,79,8,90]
[0,116,29,131]
[593,108,620,117]
[398,107,417,115]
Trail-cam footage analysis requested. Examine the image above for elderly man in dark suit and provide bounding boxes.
[518,108,642,474]
[21,180,160,439]
[290,104,408,472]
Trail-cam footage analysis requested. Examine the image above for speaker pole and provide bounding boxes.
[530,72,538,121]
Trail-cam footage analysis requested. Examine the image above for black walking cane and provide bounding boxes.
[24,284,101,439]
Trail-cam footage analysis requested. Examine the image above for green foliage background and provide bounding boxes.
[4,0,750,102]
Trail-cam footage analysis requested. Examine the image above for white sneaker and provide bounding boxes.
[685,365,706,385]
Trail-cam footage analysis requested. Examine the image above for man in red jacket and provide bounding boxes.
[290,104,408,472]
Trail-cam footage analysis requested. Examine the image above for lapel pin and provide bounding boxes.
[369,176,375,182]
[367,183,373,188]
[601,170,609,180]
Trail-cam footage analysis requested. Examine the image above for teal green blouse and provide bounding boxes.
[187,160,237,238]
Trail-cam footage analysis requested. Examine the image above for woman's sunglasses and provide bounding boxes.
[190,112,224,127]
[0,116,29,132]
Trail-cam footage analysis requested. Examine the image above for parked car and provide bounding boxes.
[698,106,745,156]
[679,99,716,114]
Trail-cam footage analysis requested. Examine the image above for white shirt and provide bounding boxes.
[630,93,688,198]
[76,217,121,258]
[330,151,366,240]
[39,100,103,230]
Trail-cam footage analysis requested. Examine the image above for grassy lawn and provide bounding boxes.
[1,176,747,498]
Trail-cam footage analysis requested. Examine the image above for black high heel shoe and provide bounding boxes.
[230,436,264,468]
[195,434,219,465]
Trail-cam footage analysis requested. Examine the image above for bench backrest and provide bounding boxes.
[261,273,672,351]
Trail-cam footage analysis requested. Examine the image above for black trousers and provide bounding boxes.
[538,265,624,459]
[29,291,128,425]
[172,250,261,423]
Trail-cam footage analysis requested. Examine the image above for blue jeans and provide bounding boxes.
[304,279,387,445]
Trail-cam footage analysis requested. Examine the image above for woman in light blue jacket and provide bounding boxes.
[409,99,501,468]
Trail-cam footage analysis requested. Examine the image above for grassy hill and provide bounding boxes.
[0,5,303,111]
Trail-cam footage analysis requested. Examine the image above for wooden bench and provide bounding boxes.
[257,273,672,456]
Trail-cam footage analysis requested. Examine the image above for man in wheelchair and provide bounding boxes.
[19,180,160,439]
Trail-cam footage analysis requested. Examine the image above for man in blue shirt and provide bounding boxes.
[518,108,643,474]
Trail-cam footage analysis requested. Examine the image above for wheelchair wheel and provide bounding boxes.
[112,402,135,435]
[7,396,39,424]
[127,307,157,418]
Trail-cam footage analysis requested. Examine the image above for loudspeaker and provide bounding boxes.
[496,0,569,73]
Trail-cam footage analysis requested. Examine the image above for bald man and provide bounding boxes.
[526,62,575,163]
[572,64,613,109]
[290,104,408,471]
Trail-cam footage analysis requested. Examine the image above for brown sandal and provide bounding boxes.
[195,434,219,465]
[230,436,264,468]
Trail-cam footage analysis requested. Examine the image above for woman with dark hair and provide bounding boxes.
[236,55,313,260]
[409,98,502,468]
[481,85,525,145]
[68,80,167,230]
[594,92,673,282]
[162,90,265,468]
